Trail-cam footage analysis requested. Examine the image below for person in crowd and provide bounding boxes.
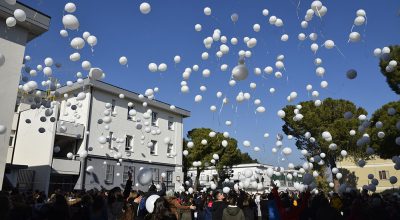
[91,194,108,220]
[46,193,71,220]
[259,193,269,220]
[222,195,245,220]
[107,187,125,220]
[211,191,228,220]
[314,194,343,220]
[242,195,257,220]
[166,190,196,220]
[145,196,177,220]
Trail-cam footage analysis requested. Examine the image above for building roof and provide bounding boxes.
[57,78,191,118]
[188,163,274,171]
[0,1,51,42]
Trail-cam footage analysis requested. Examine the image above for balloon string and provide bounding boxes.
[296,0,301,21]
[334,45,347,60]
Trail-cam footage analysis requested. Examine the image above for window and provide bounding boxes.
[168,117,174,130]
[105,164,115,184]
[166,171,174,190]
[127,106,135,120]
[125,135,133,151]
[9,136,14,146]
[123,166,135,183]
[151,112,158,126]
[167,143,173,155]
[150,140,157,155]
[379,170,389,180]
[111,99,116,114]
[108,132,113,149]
[151,168,159,184]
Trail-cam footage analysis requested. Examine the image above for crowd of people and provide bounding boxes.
[0,172,399,220]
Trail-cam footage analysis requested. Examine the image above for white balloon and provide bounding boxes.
[70,37,85,50]
[64,2,76,13]
[253,24,261,32]
[62,14,79,30]
[247,38,257,48]
[87,35,97,47]
[194,95,202,102]
[81,61,91,70]
[158,63,167,72]
[298,33,306,41]
[204,7,212,16]
[89,68,104,80]
[354,16,365,26]
[43,67,52,76]
[174,55,181,64]
[262,9,269,16]
[324,40,335,49]
[281,34,289,42]
[14,9,26,22]
[269,88,276,94]
[202,69,211,78]
[321,81,328,88]
[256,106,266,113]
[5,0,16,5]
[282,147,292,155]
[316,67,325,77]
[145,195,160,213]
[301,21,308,28]
[356,9,366,17]
[349,32,361,42]
[275,19,283,27]
[138,168,153,185]
[373,48,382,57]
[69,52,80,62]
[6,17,16,27]
[148,63,158,72]
[269,16,277,24]
[140,2,151,14]
[311,43,319,53]
[118,56,128,66]
[277,110,286,118]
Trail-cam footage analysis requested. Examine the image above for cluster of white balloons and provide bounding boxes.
[349,9,366,43]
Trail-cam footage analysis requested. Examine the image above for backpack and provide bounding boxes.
[139,197,147,211]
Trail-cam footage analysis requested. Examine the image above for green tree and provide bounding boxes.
[240,152,258,164]
[369,101,400,159]
[338,168,358,188]
[281,98,369,171]
[379,45,400,95]
[182,128,256,190]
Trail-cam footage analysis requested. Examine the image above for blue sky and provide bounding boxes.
[20,0,400,166]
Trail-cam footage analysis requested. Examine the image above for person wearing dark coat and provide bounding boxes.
[242,196,257,220]
[259,194,269,220]
[222,195,245,220]
[211,191,228,220]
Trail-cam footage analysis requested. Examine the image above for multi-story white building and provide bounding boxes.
[6,78,190,193]
[188,163,300,192]
[0,1,50,190]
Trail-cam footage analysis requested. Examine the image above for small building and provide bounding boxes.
[338,157,400,192]
[7,78,190,193]
[188,163,300,192]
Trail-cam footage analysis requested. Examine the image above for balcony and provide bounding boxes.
[56,120,84,139]
[51,159,81,175]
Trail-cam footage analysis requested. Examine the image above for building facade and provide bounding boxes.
[7,78,190,193]
[188,163,300,192]
[0,1,50,189]
[338,157,400,192]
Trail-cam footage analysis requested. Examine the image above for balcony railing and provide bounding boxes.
[56,120,84,139]
[51,158,81,175]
